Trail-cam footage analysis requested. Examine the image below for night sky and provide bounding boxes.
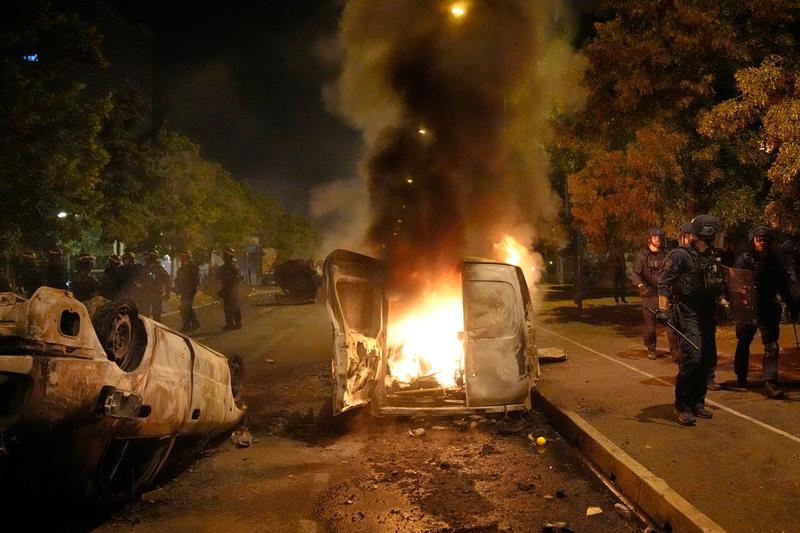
[108,0,361,214]
[106,0,598,215]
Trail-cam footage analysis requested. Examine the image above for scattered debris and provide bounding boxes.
[230,427,256,448]
[439,461,451,470]
[266,358,276,364]
[409,428,426,437]
[555,489,565,499]
[538,347,568,364]
[586,506,603,516]
[479,443,497,456]
[614,502,633,520]
[543,494,555,500]
[141,487,167,504]
[541,521,572,532]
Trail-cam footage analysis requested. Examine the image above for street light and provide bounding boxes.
[449,2,468,19]
[57,211,68,219]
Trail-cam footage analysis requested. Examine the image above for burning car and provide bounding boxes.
[325,249,538,416]
[0,287,245,501]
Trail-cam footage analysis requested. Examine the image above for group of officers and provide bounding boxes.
[9,247,243,333]
[629,216,800,426]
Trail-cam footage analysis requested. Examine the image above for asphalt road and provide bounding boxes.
[88,291,642,533]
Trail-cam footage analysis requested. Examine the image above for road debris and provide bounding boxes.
[586,506,603,516]
[230,427,256,448]
[613,502,633,520]
[409,428,426,437]
[542,521,572,532]
[266,358,275,363]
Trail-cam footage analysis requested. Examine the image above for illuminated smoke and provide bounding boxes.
[322,0,586,293]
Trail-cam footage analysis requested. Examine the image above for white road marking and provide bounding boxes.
[537,324,800,445]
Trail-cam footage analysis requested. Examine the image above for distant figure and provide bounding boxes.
[43,250,67,289]
[733,226,796,399]
[16,251,41,298]
[175,251,201,332]
[100,254,122,300]
[71,254,100,302]
[117,252,143,302]
[140,251,171,321]
[630,228,677,360]
[218,247,242,331]
[607,251,627,304]
[0,272,10,292]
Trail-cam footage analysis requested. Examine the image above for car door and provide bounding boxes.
[324,250,387,415]
[461,261,531,406]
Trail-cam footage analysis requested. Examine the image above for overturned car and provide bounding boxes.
[0,287,245,501]
[325,249,538,416]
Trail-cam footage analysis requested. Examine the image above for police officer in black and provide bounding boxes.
[219,247,242,330]
[175,251,201,332]
[72,254,100,302]
[16,251,41,298]
[117,252,143,302]
[140,251,171,321]
[43,250,67,289]
[100,254,122,300]
[630,228,677,360]
[733,226,797,398]
[657,215,731,425]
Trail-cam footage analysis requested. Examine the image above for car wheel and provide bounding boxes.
[92,299,147,372]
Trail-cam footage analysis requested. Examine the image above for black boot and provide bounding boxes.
[674,408,696,426]
[763,381,784,399]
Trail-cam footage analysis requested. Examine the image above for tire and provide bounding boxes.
[228,355,244,405]
[91,299,147,372]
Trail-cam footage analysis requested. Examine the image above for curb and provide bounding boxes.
[533,390,725,533]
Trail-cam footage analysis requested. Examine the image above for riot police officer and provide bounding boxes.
[140,251,171,321]
[117,252,143,302]
[71,254,100,302]
[43,249,67,289]
[657,215,730,425]
[219,247,242,330]
[175,251,201,332]
[16,251,41,298]
[100,254,122,300]
[630,228,678,360]
[733,226,796,398]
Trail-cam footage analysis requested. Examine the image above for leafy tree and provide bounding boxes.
[0,2,110,252]
[560,0,798,249]
[699,54,800,233]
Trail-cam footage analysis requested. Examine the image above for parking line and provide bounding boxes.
[537,324,800,445]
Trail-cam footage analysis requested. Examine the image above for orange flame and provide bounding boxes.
[493,234,540,287]
[386,281,464,389]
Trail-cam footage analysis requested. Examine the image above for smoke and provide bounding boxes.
[322,0,586,293]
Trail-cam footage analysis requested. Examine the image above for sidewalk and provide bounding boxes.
[534,288,800,533]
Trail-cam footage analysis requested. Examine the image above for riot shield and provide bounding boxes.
[723,266,756,325]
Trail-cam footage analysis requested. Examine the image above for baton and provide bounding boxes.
[647,307,700,351]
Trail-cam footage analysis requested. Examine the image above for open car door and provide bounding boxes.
[324,250,388,415]
[462,261,532,407]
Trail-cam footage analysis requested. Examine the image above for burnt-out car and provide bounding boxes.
[324,249,539,416]
[274,259,323,303]
[0,287,245,501]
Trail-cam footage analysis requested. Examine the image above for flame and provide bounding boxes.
[387,280,464,389]
[493,234,541,289]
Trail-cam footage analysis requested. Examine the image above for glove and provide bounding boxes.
[719,299,735,321]
[655,310,669,325]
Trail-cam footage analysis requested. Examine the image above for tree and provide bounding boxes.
[0,2,110,252]
[560,0,798,248]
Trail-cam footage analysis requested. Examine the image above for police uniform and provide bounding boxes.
[43,251,67,289]
[117,253,143,302]
[71,255,100,302]
[658,215,727,425]
[100,255,122,300]
[219,248,242,330]
[16,253,41,298]
[733,226,795,398]
[175,252,201,332]
[630,228,677,360]
[140,252,171,321]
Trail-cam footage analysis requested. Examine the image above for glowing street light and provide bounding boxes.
[449,2,468,19]
[57,211,68,219]
[418,128,428,135]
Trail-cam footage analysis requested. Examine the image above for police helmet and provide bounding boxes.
[222,247,236,257]
[690,214,721,242]
[748,225,773,242]
[48,249,63,257]
[679,222,693,235]
[146,250,159,261]
[648,227,665,238]
[121,252,135,261]
[78,254,94,264]
[21,251,37,261]
[179,250,193,259]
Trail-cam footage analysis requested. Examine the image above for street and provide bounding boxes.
[88,291,641,533]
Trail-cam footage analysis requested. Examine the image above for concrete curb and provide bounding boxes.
[533,390,725,533]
